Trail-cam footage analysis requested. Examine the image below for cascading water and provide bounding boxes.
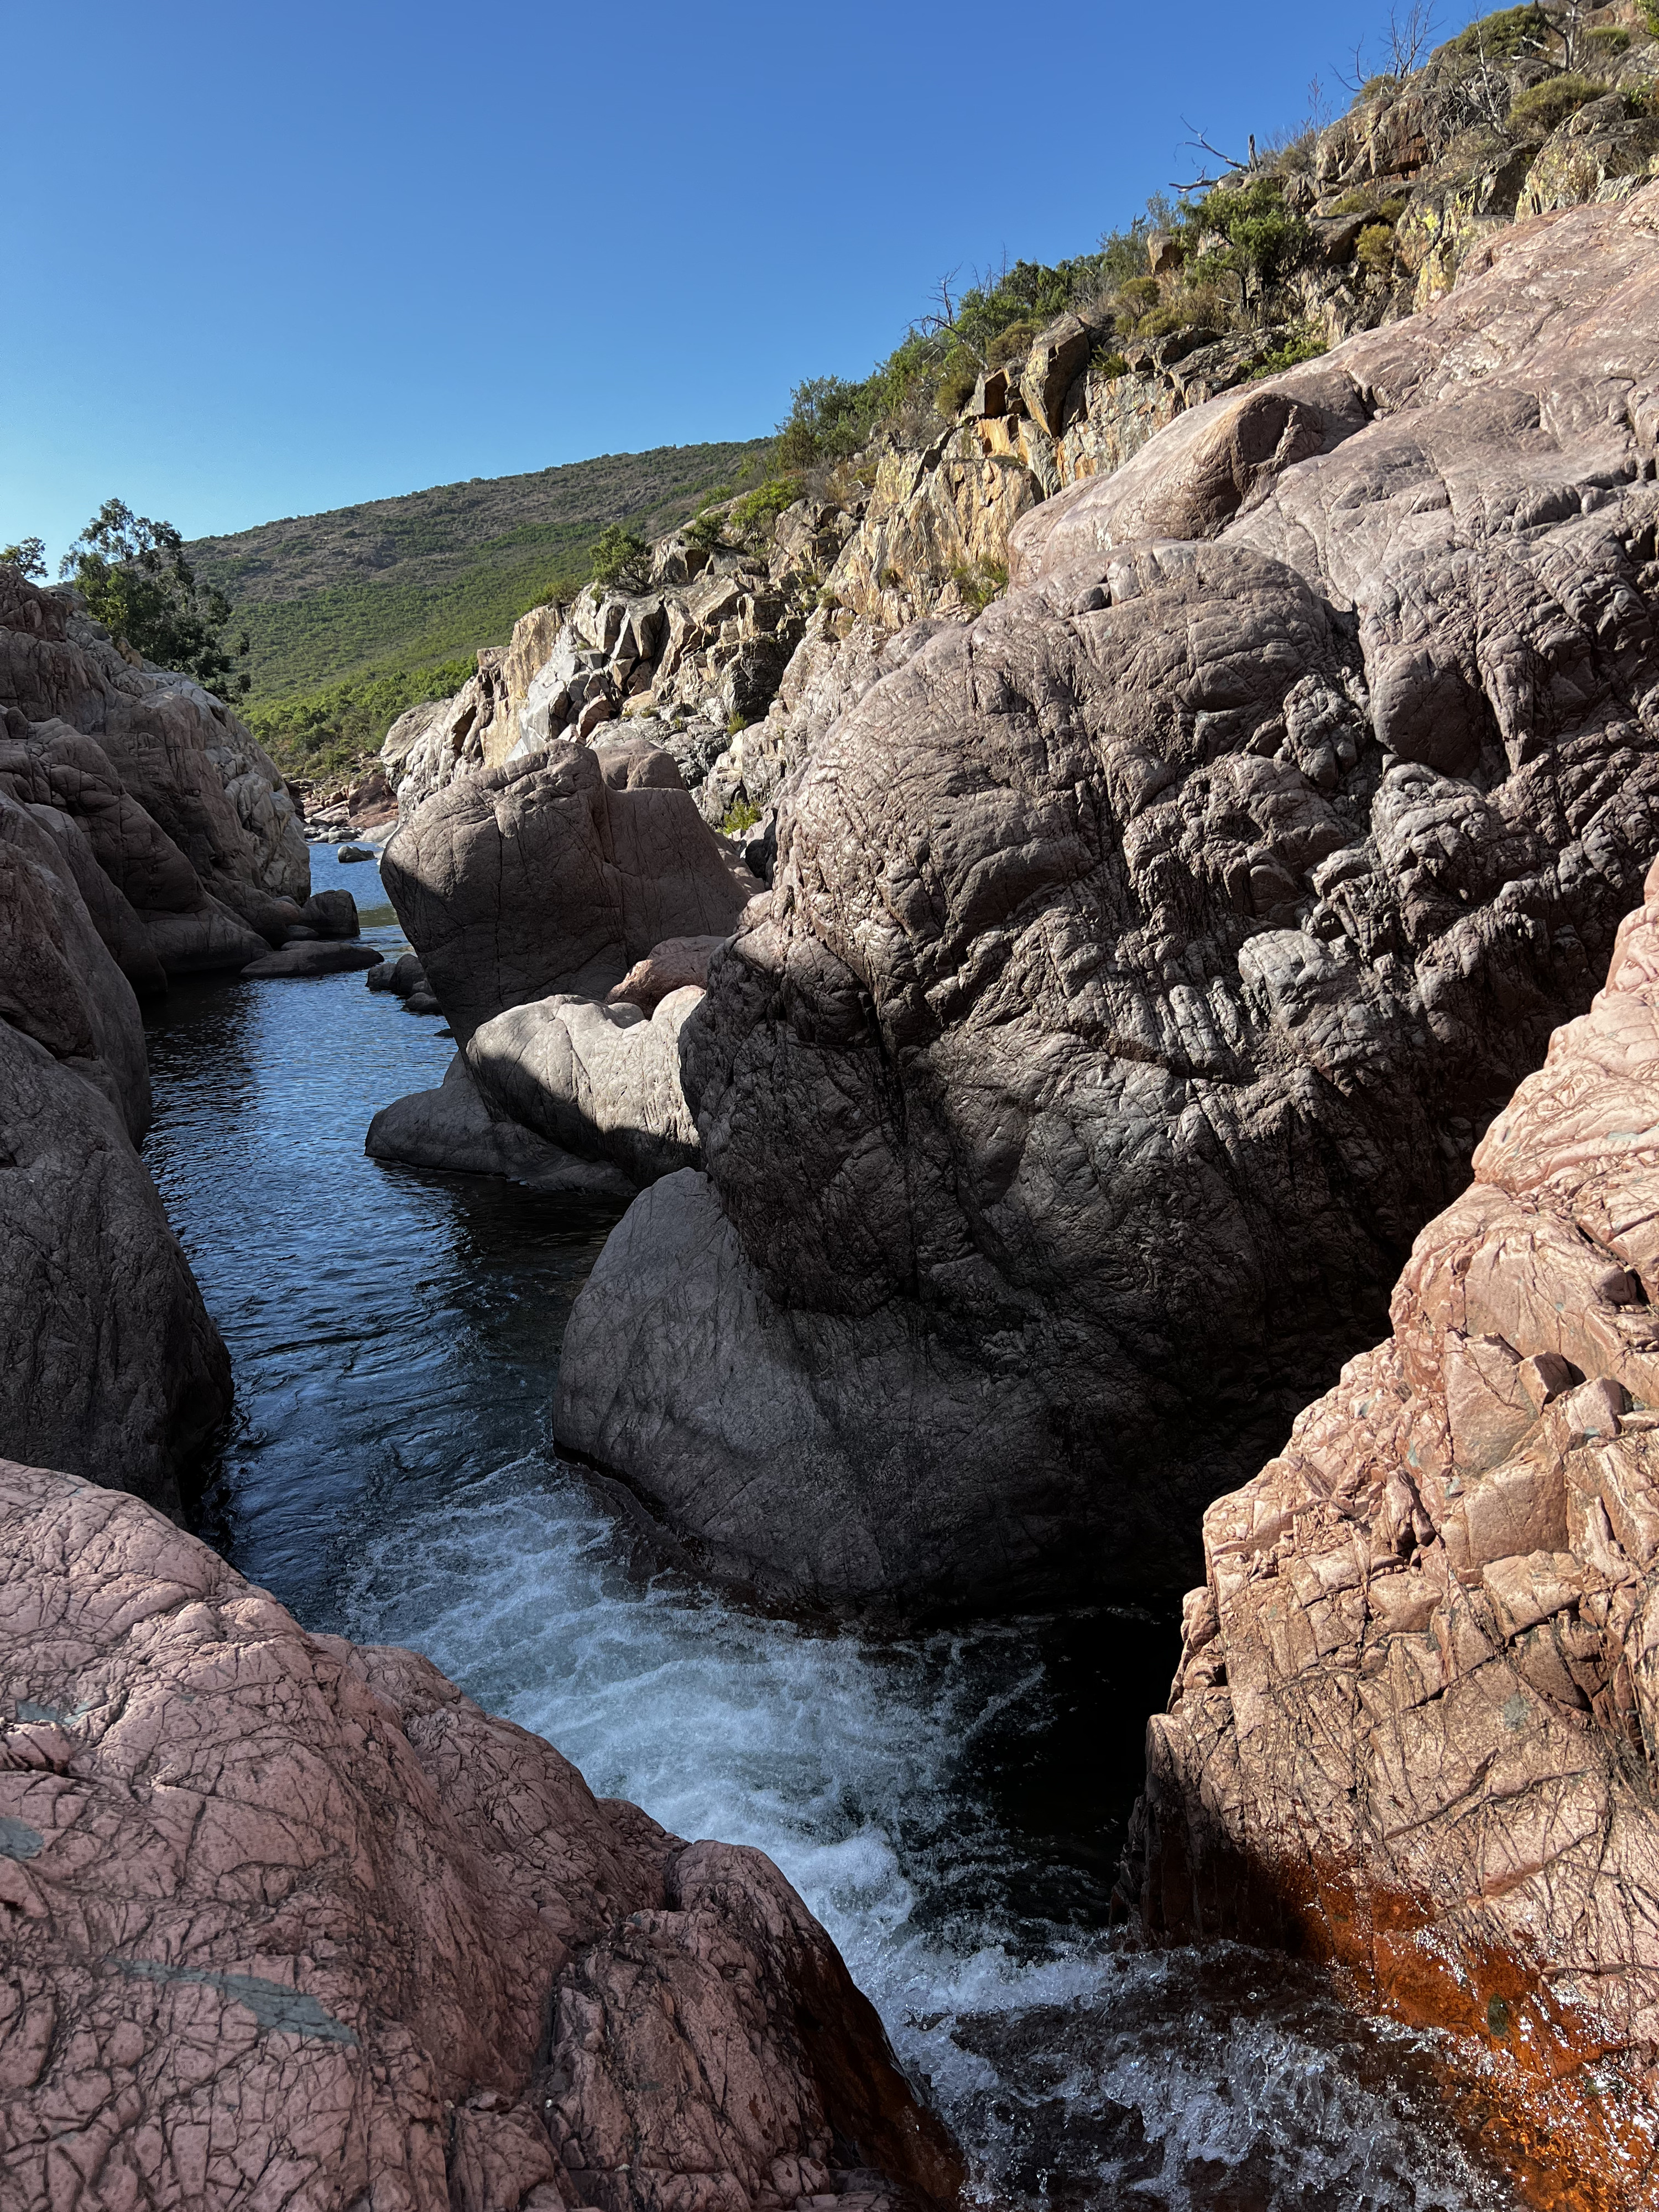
[142,846,1504,2212]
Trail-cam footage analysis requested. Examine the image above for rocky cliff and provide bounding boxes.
[541,182,1659,1617]
[0,571,313,1509]
[0,1455,961,2212]
[1127,853,1659,2211]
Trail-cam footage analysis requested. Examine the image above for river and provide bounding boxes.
[140,843,1503,2211]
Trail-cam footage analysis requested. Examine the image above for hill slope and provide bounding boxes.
[188,439,773,701]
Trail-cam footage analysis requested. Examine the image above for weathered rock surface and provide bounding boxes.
[608,934,727,1015]
[555,185,1659,1615]
[0,784,229,1507]
[468,988,705,1187]
[381,741,758,1044]
[0,1457,962,2212]
[1128,853,1659,2209]
[366,1052,636,1200]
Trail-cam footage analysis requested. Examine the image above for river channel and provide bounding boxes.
[140,844,1504,2211]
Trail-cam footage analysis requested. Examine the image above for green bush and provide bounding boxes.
[589,523,651,593]
[721,796,760,833]
[1451,5,1551,62]
[1585,25,1630,55]
[246,656,474,778]
[1190,175,1312,305]
[1251,326,1329,378]
[934,349,981,417]
[729,478,802,541]
[948,558,1008,614]
[985,317,1041,369]
[1357,222,1397,274]
[685,509,728,555]
[1117,275,1161,318]
[1134,304,1197,338]
[1093,350,1130,378]
[1508,72,1609,137]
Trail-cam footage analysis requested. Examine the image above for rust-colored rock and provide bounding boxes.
[0,1457,962,2212]
[1129,854,1659,2209]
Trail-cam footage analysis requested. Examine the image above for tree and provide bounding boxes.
[1,536,46,580]
[59,499,251,700]
[588,522,651,593]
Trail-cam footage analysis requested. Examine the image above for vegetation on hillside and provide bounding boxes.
[244,658,474,784]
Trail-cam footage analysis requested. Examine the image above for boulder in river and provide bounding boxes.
[366,1051,635,1198]
[242,941,384,979]
[1128,852,1659,2202]
[0,1455,963,2212]
[554,184,1659,1615]
[380,738,759,1044]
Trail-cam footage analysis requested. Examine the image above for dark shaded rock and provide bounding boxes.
[300,887,359,937]
[242,942,384,979]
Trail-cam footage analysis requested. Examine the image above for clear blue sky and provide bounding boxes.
[3,0,1469,566]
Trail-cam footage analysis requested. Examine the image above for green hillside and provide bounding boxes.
[187,439,773,705]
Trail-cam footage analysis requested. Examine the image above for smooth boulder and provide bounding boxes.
[366,1052,635,1199]
[468,987,704,1186]
[242,942,384,979]
[380,739,758,1042]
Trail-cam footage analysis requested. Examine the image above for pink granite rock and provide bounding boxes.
[0,1459,962,2212]
[1130,852,1659,2208]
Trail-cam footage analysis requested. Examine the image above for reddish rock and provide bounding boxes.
[0,1459,962,2212]
[1129,854,1659,2209]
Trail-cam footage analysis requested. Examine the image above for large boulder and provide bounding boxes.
[0,1457,963,2212]
[555,185,1659,1615]
[1127,855,1659,2205]
[380,739,758,1044]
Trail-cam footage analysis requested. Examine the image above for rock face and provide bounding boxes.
[1128,855,1659,2210]
[380,740,756,1044]
[554,186,1659,1616]
[0,571,309,974]
[0,1457,962,2212]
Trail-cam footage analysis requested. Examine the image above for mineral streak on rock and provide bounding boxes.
[550,183,1659,1617]
[1129,855,1659,2210]
[0,1457,963,2212]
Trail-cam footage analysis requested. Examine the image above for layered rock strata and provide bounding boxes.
[0,1457,962,2212]
[552,185,1659,1615]
[1128,853,1659,2210]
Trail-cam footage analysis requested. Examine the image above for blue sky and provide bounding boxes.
[3,0,1469,564]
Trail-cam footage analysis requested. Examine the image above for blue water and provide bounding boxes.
[140,843,1501,2212]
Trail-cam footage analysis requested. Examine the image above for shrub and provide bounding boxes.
[1508,72,1609,137]
[934,349,981,418]
[1585,25,1630,55]
[1451,6,1551,62]
[1357,222,1397,274]
[1117,275,1161,318]
[729,477,801,541]
[61,498,251,699]
[1,536,45,579]
[1251,325,1329,378]
[725,714,748,739]
[721,796,760,834]
[1646,0,1659,34]
[246,656,474,779]
[949,558,1008,614]
[1093,350,1130,379]
[685,509,728,555]
[775,375,872,469]
[1134,303,1196,338]
[589,523,650,593]
[985,317,1041,369]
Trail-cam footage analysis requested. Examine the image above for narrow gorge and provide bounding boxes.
[15,7,1659,2206]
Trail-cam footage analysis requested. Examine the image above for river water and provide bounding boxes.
[142,845,1503,2211]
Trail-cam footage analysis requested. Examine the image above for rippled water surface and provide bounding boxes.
[143,846,1503,2211]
